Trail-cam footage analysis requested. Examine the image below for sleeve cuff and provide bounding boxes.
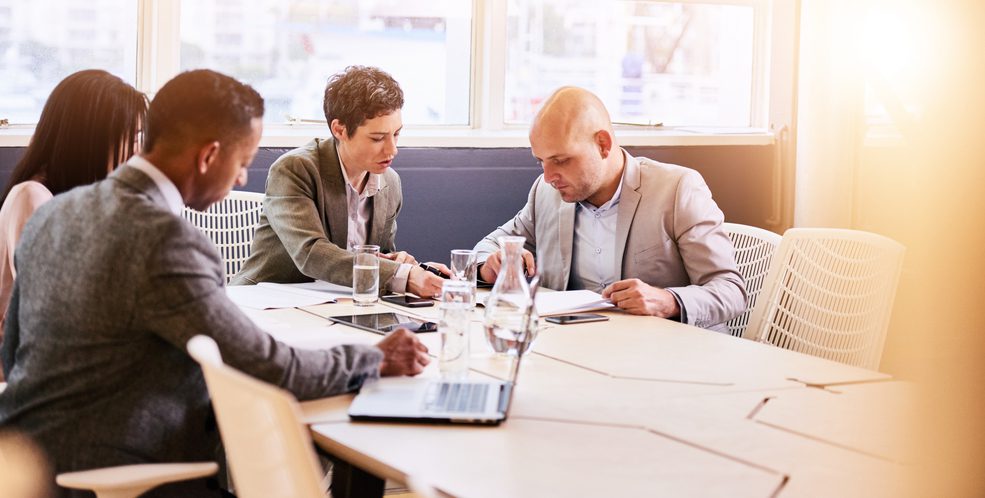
[386,263,412,294]
[667,289,688,324]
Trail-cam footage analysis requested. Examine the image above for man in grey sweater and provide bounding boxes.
[0,69,429,497]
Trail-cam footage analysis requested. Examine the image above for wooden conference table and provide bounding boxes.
[238,298,917,498]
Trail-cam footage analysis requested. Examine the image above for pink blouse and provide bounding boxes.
[0,181,54,358]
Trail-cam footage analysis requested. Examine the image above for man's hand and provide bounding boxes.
[602,278,680,318]
[377,328,430,376]
[379,251,418,265]
[479,249,537,283]
[406,265,446,298]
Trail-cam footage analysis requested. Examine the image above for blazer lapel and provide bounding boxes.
[558,201,575,289]
[614,150,642,279]
[367,174,390,246]
[318,138,350,249]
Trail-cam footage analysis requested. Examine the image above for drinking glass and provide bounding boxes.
[439,280,472,379]
[449,249,478,305]
[352,244,380,306]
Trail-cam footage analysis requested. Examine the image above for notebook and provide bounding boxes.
[348,345,526,426]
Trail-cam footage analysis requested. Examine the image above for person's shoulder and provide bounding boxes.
[5,181,53,209]
[381,166,401,187]
[270,139,323,172]
[635,156,706,187]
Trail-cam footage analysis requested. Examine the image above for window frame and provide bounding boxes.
[0,0,795,148]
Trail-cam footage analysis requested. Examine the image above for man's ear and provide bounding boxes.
[330,119,347,141]
[595,130,613,159]
[196,141,221,174]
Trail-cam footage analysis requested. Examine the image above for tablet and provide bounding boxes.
[327,312,437,335]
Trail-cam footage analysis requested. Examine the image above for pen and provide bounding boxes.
[419,263,448,278]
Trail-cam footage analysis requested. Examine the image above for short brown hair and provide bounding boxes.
[323,66,403,137]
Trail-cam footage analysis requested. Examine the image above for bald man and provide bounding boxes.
[474,87,746,333]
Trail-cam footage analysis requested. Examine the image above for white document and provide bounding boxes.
[535,290,614,316]
[478,289,614,316]
[226,281,350,310]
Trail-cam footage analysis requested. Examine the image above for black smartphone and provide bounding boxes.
[545,313,609,325]
[381,294,434,308]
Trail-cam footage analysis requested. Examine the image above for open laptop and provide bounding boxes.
[348,345,526,426]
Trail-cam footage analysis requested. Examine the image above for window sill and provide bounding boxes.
[0,125,775,148]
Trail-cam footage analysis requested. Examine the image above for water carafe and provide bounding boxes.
[483,236,538,355]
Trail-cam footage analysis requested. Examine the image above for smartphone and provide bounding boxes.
[545,313,609,325]
[381,294,434,308]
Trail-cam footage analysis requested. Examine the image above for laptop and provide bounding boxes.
[348,346,526,426]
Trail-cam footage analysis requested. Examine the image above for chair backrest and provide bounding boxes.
[187,336,325,498]
[182,191,265,283]
[743,228,905,370]
[722,223,782,337]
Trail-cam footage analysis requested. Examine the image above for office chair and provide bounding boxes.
[743,228,905,370]
[0,383,217,498]
[182,191,264,283]
[56,462,219,498]
[722,222,782,337]
[187,335,326,498]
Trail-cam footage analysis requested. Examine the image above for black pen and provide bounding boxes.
[419,263,448,278]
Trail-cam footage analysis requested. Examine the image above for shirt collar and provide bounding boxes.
[578,167,626,214]
[126,155,184,215]
[336,145,383,197]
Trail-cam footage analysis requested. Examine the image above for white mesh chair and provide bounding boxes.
[182,191,264,283]
[722,223,782,337]
[187,335,326,498]
[743,228,905,370]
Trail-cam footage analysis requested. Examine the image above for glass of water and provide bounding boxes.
[450,249,478,305]
[439,280,472,379]
[352,244,380,306]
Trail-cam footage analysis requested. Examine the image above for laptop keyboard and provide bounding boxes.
[424,382,490,413]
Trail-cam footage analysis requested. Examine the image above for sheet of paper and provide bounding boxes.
[477,289,614,316]
[226,281,344,310]
[240,311,378,350]
[535,290,614,316]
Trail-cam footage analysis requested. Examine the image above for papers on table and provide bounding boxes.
[535,290,614,316]
[226,281,352,310]
[478,289,614,316]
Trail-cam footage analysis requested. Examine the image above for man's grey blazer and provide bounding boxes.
[232,138,403,288]
[0,166,383,489]
[474,150,746,333]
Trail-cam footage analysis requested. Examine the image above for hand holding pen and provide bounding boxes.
[418,262,451,278]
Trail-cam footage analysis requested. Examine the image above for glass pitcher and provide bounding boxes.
[483,236,538,355]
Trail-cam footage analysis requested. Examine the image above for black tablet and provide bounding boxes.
[327,312,437,335]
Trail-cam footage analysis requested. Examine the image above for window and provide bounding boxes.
[505,0,756,126]
[179,0,473,126]
[1,0,790,147]
[0,0,138,124]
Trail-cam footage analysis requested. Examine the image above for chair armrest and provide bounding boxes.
[56,462,218,498]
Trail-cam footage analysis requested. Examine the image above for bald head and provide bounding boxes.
[528,87,625,208]
[530,86,614,146]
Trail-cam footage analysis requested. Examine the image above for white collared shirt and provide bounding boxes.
[336,148,410,293]
[127,155,183,215]
[568,170,625,293]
